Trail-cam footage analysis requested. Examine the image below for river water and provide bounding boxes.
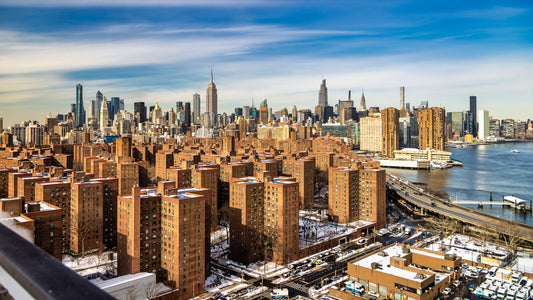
[388,142,533,226]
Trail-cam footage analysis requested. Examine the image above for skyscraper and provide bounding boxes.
[100,96,109,131]
[318,79,328,107]
[96,91,103,122]
[469,96,477,137]
[110,97,120,122]
[360,90,367,111]
[133,102,146,123]
[193,93,200,123]
[478,110,489,140]
[400,86,405,109]
[184,102,191,127]
[75,84,85,128]
[206,69,218,126]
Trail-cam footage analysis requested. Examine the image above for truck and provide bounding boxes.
[270,288,289,299]
[512,272,523,283]
[345,280,365,294]
[515,288,529,300]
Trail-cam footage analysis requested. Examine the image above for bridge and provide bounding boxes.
[386,174,533,244]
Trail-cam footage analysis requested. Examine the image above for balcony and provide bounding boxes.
[0,223,114,300]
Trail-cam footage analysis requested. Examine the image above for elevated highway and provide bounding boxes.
[386,174,533,244]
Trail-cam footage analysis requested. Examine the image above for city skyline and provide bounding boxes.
[1,0,532,126]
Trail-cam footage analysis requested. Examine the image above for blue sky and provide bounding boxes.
[1,0,532,126]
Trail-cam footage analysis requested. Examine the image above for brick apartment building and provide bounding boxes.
[117,186,208,300]
[281,157,315,209]
[328,164,386,229]
[229,176,299,265]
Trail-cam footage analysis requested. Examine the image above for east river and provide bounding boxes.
[388,142,533,226]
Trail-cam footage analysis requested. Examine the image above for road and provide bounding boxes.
[386,174,533,243]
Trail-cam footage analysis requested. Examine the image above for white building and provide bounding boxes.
[478,110,489,140]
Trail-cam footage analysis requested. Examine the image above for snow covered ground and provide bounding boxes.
[62,250,117,277]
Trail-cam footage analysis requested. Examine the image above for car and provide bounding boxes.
[442,287,452,295]
[213,292,223,299]
[450,284,457,291]
[282,272,289,278]
[453,280,461,288]
[247,286,256,292]
[469,284,476,291]
[357,238,367,245]
[368,291,379,297]
[315,260,323,265]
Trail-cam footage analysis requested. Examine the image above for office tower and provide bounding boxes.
[152,102,162,125]
[25,125,44,146]
[400,86,405,109]
[478,110,489,140]
[234,107,243,117]
[328,165,386,228]
[318,79,328,107]
[88,100,97,119]
[184,102,191,127]
[418,107,446,151]
[75,84,85,128]
[360,115,382,152]
[119,99,124,111]
[168,107,176,125]
[291,106,297,122]
[381,108,400,158]
[242,106,251,119]
[96,91,103,121]
[359,90,367,111]
[192,93,200,123]
[0,117,3,132]
[175,101,183,113]
[133,102,147,123]
[259,106,268,125]
[489,119,500,137]
[447,112,467,137]
[110,97,120,122]
[469,96,477,137]
[206,69,218,125]
[100,96,109,131]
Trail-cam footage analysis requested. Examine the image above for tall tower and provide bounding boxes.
[133,102,146,123]
[193,93,200,123]
[400,86,405,109]
[206,68,218,126]
[100,95,109,131]
[96,91,103,122]
[469,96,477,137]
[318,79,328,107]
[418,107,446,150]
[75,84,85,128]
[381,107,400,158]
[360,90,367,111]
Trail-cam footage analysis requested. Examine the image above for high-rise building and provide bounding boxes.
[184,102,191,127]
[281,157,315,209]
[75,84,85,128]
[110,97,120,122]
[478,110,489,140]
[193,93,201,123]
[381,108,399,158]
[100,96,109,131]
[96,91,103,122]
[133,102,147,123]
[70,181,104,255]
[318,79,328,107]
[400,86,405,109]
[469,96,477,137]
[489,118,500,137]
[418,107,446,151]
[360,115,382,152]
[359,90,367,111]
[0,117,4,132]
[206,69,218,126]
[328,165,386,228]
[152,102,162,125]
[117,186,207,299]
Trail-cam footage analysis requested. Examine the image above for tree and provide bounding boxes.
[143,282,159,300]
[261,228,280,269]
[500,221,524,256]
[70,212,99,258]
[429,216,459,239]
[301,217,314,246]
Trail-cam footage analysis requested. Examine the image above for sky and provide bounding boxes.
[1,0,532,126]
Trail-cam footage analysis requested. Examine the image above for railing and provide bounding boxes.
[0,223,115,300]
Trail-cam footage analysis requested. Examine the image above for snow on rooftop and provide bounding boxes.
[93,272,155,290]
[409,248,445,260]
[351,245,431,282]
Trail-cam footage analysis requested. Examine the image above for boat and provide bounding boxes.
[510,149,520,153]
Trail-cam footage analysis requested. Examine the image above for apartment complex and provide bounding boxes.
[328,165,386,229]
[381,107,399,158]
[418,107,446,151]
[281,157,315,209]
[229,176,299,265]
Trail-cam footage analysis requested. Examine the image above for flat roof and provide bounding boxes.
[93,272,155,289]
[351,245,433,282]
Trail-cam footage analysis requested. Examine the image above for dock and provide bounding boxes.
[452,196,532,211]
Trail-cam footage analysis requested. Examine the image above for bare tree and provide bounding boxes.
[429,216,459,239]
[70,213,98,258]
[301,217,314,246]
[143,282,159,300]
[500,221,524,256]
[126,285,139,300]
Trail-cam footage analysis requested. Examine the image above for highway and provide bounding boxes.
[386,174,533,243]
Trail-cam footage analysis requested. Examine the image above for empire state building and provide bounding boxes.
[206,69,218,125]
